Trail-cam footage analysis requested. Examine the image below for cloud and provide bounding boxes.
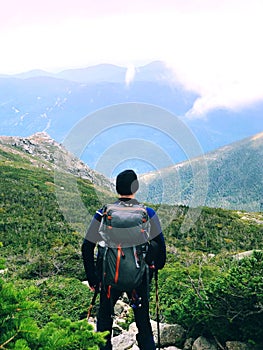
[161,1,263,117]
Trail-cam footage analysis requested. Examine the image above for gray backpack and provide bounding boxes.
[98,201,150,292]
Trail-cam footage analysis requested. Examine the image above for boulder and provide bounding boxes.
[129,320,185,348]
[183,338,194,350]
[131,345,140,350]
[226,341,251,350]
[157,322,186,347]
[112,331,136,349]
[192,336,217,350]
[114,299,126,316]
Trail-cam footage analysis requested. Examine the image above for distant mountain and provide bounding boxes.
[0,62,197,145]
[0,60,262,168]
[139,132,263,212]
[12,64,126,83]
[57,64,126,83]
[11,61,176,83]
[13,69,56,79]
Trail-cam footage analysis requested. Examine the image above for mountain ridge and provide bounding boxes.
[0,131,114,192]
[3,61,171,83]
[139,131,263,212]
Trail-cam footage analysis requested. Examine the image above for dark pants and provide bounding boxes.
[97,278,155,350]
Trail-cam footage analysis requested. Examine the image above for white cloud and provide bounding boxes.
[161,2,263,117]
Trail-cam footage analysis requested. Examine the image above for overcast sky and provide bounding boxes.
[1,0,263,116]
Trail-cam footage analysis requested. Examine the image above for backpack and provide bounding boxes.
[98,201,150,293]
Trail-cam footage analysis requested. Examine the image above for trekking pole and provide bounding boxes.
[87,285,99,320]
[155,268,161,350]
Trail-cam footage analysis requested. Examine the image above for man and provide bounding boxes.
[82,169,166,350]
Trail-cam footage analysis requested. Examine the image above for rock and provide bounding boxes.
[112,331,136,349]
[128,322,138,334]
[226,341,251,350]
[131,344,140,350]
[157,322,186,347]
[183,338,194,350]
[87,318,96,331]
[113,299,132,334]
[233,250,259,260]
[114,299,125,315]
[192,336,217,350]
[129,321,185,348]
[81,281,90,287]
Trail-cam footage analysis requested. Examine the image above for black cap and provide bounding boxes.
[116,169,139,195]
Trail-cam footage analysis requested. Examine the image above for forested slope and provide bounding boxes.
[140,132,263,212]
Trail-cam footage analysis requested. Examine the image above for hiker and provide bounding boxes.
[82,169,166,350]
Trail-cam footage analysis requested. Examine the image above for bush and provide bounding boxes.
[0,252,107,349]
[205,251,263,344]
[32,276,94,324]
[154,251,263,347]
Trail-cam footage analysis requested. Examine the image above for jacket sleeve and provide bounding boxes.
[81,212,102,287]
[81,239,98,287]
[146,207,166,270]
